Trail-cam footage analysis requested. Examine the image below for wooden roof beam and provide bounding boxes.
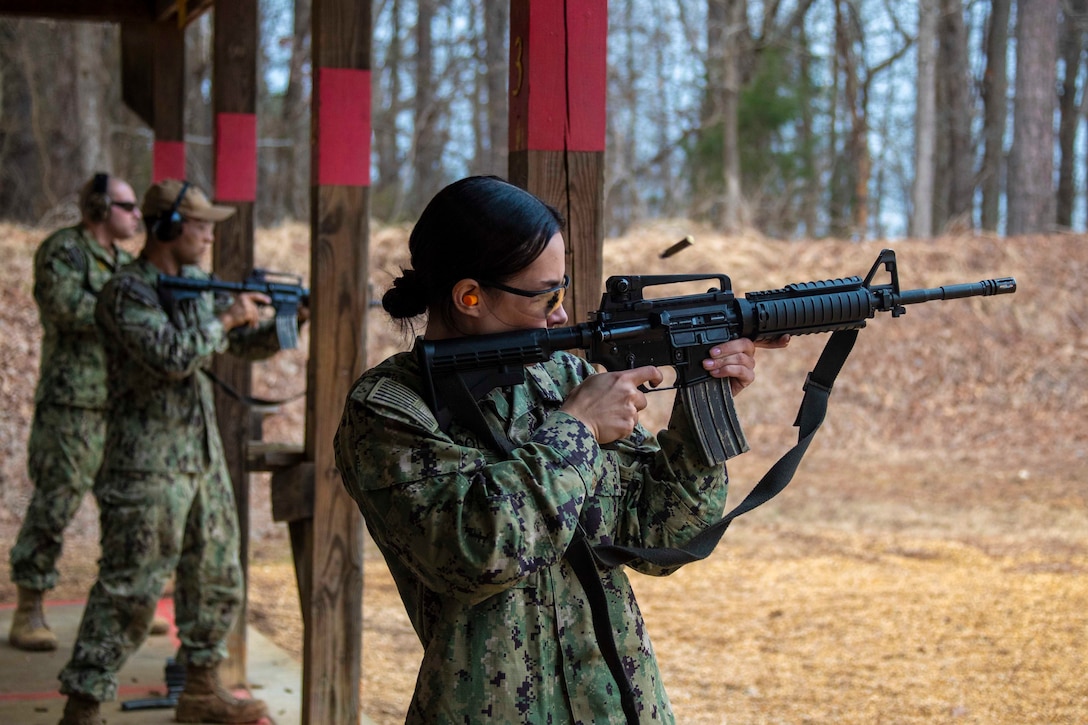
[150,0,215,25]
[0,0,213,26]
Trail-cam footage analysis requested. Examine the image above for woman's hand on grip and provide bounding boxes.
[561,366,664,444]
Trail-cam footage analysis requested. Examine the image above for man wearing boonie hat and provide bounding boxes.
[56,179,292,725]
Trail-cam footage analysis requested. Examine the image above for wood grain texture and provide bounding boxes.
[509,150,604,326]
[298,182,368,724]
[211,0,258,686]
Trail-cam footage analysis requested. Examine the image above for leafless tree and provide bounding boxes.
[912,0,938,238]
[1056,0,1087,229]
[979,0,1011,232]
[1007,0,1060,235]
[934,0,973,232]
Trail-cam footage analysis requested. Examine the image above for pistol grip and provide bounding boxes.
[680,376,749,465]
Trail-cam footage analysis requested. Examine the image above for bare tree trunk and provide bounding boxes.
[696,0,727,221]
[720,0,748,233]
[935,0,973,231]
[374,0,403,219]
[184,15,214,190]
[837,2,870,238]
[912,0,938,238]
[1056,0,1086,228]
[652,14,676,218]
[798,23,820,237]
[980,0,1011,232]
[482,0,508,176]
[410,0,440,217]
[1007,0,1060,236]
[825,1,851,238]
[621,0,642,231]
[282,0,311,221]
[23,22,73,213]
[73,23,111,178]
[832,0,864,238]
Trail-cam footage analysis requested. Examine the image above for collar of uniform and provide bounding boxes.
[76,225,127,268]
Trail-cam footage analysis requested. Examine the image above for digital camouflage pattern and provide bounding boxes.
[31,225,133,408]
[334,350,730,724]
[10,404,105,591]
[9,226,132,592]
[58,257,281,703]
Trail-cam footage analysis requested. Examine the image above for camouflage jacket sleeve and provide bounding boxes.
[33,227,135,408]
[96,265,232,382]
[33,227,99,334]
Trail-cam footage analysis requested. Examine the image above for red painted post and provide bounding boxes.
[508,0,608,324]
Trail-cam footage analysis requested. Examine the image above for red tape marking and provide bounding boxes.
[316,68,371,187]
[215,113,258,202]
[153,141,186,182]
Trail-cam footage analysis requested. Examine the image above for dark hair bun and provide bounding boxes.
[382,269,429,319]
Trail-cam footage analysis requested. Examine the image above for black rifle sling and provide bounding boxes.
[434,372,517,456]
[567,528,641,725]
[592,327,860,569]
[201,368,305,408]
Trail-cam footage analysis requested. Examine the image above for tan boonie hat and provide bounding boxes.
[142,179,235,222]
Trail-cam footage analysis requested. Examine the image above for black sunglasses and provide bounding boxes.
[480,274,570,316]
[111,201,139,212]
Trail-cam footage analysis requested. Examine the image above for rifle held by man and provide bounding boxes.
[158,269,309,349]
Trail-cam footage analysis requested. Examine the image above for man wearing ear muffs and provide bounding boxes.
[8,173,147,652]
[55,179,300,725]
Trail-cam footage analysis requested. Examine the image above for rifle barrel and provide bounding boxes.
[896,277,1016,305]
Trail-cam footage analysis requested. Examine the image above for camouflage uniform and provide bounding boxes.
[334,350,729,724]
[58,257,281,703]
[10,226,133,592]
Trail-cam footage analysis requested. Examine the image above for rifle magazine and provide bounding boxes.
[275,315,300,349]
[681,377,749,466]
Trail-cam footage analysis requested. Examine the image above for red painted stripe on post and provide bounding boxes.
[510,0,566,152]
[152,140,186,182]
[566,0,607,152]
[509,0,607,153]
[214,113,258,202]
[315,68,371,187]
[509,0,526,151]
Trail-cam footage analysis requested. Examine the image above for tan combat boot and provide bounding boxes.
[149,614,170,635]
[9,585,58,651]
[58,693,104,725]
[175,664,268,724]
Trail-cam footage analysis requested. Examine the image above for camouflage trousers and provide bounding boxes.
[58,460,244,703]
[10,403,105,591]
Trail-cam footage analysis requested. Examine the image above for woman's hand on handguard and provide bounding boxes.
[561,365,664,445]
[701,335,791,396]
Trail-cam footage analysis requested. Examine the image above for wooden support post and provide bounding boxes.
[151,21,186,181]
[119,19,186,181]
[508,0,608,324]
[297,0,371,722]
[210,0,259,689]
